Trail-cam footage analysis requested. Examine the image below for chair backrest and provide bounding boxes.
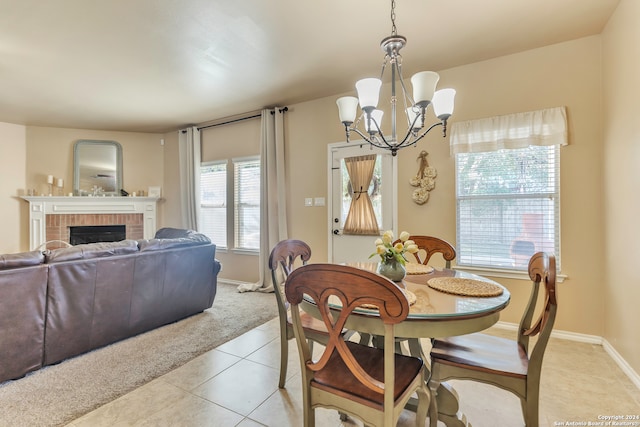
[268,239,312,315]
[401,235,456,268]
[285,263,410,408]
[519,252,558,369]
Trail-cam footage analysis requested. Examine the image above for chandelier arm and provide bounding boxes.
[414,121,445,142]
[370,116,392,148]
[346,124,396,152]
[390,120,444,152]
[347,127,376,146]
[392,112,425,149]
[380,57,388,80]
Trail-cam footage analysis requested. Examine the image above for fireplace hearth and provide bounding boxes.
[70,225,126,245]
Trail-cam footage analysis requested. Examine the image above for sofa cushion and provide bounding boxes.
[0,250,45,270]
[45,240,140,263]
[154,227,197,239]
[138,233,210,252]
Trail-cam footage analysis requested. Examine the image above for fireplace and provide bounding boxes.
[69,225,126,245]
[22,196,159,250]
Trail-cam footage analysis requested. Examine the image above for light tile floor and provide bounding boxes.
[68,318,640,427]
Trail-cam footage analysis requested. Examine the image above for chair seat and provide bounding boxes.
[431,333,529,379]
[312,341,424,410]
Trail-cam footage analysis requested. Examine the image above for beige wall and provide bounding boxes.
[285,36,606,337]
[602,0,640,376]
[19,126,165,252]
[161,130,181,230]
[0,122,27,253]
[26,126,165,199]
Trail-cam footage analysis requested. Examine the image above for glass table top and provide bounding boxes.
[329,262,511,320]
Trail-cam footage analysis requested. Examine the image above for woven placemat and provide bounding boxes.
[405,263,434,275]
[359,289,417,310]
[427,277,503,297]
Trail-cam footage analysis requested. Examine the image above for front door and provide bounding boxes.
[328,142,397,263]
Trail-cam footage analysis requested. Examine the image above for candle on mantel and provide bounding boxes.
[47,175,54,184]
[57,178,64,188]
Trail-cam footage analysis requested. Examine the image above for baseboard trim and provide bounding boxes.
[494,321,640,390]
[217,278,250,287]
[602,338,640,390]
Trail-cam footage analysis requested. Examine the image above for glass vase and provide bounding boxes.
[377,257,406,282]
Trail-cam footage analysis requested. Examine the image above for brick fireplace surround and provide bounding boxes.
[46,214,144,247]
[22,196,159,250]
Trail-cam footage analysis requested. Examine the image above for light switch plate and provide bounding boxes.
[304,198,313,207]
[314,197,325,206]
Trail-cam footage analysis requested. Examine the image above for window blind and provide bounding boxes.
[199,161,227,248]
[234,158,260,250]
[456,145,560,270]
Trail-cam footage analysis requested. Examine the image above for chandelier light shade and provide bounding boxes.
[365,109,384,134]
[337,96,359,124]
[336,0,456,156]
[355,78,382,111]
[433,88,456,120]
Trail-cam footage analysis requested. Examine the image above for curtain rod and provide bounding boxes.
[197,114,261,131]
[196,107,288,131]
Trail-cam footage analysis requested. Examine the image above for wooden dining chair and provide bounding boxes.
[269,239,343,389]
[428,252,557,427]
[388,235,456,358]
[285,263,430,427]
[400,235,456,268]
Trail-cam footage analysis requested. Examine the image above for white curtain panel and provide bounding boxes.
[238,108,288,293]
[178,126,201,230]
[450,106,568,155]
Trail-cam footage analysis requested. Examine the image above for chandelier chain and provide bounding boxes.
[390,0,397,35]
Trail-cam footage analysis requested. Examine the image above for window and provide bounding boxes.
[452,107,566,271]
[456,145,559,270]
[234,157,261,251]
[199,161,227,248]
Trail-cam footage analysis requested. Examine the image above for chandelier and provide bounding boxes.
[336,0,456,156]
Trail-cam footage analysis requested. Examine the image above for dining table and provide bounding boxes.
[299,261,511,427]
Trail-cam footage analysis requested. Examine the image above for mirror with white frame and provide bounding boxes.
[73,140,123,196]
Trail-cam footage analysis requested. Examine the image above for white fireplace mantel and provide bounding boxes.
[22,196,159,250]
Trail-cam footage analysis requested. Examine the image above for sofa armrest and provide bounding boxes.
[0,250,44,270]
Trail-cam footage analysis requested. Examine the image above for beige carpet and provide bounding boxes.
[0,283,278,427]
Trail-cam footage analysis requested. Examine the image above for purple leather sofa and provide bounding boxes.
[0,228,221,383]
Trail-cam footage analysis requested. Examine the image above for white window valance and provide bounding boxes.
[450,106,568,155]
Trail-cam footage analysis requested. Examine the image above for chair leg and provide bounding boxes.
[523,386,539,427]
[303,396,315,427]
[408,338,424,359]
[278,336,288,388]
[428,377,441,427]
[415,372,430,427]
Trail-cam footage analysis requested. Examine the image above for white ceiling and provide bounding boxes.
[0,0,619,133]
